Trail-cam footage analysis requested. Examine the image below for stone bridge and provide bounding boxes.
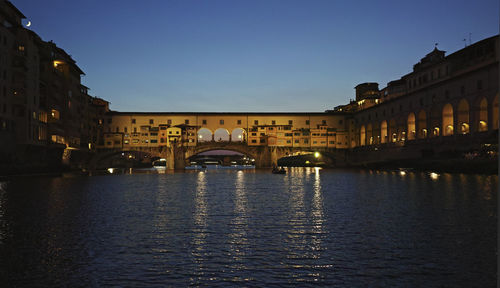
[89,141,344,170]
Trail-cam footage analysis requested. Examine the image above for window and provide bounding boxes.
[116,127,119,132]
[272,120,276,125]
[220,119,224,125]
[294,140,299,143]
[329,141,335,144]
[51,109,60,120]
[304,139,309,144]
[322,120,326,125]
[306,120,310,125]
[133,127,137,132]
[251,139,257,143]
[254,120,258,125]
[251,132,257,136]
[260,139,265,143]
[167,119,172,125]
[150,139,158,143]
[202,119,207,125]
[237,119,242,125]
[288,120,293,125]
[185,119,189,124]
[132,119,136,124]
[124,127,127,133]
[149,119,153,124]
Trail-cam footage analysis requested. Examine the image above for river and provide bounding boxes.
[0,168,496,287]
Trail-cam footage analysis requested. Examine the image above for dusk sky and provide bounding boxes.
[14,0,499,112]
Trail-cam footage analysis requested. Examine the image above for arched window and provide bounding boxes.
[478,97,488,132]
[418,110,427,138]
[442,103,454,136]
[197,128,213,142]
[457,99,469,134]
[214,128,230,142]
[407,113,416,140]
[380,120,388,143]
[360,125,366,146]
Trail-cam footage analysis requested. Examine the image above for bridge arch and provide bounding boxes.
[88,149,160,170]
[185,142,260,164]
[197,128,213,142]
[231,128,246,142]
[214,128,230,142]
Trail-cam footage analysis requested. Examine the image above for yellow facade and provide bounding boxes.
[101,113,350,149]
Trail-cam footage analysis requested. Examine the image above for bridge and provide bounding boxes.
[89,141,344,170]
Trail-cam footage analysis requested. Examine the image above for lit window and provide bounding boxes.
[50,109,60,120]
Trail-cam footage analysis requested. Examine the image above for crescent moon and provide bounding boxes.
[26,21,31,27]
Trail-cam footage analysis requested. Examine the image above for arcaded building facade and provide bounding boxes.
[352,35,498,148]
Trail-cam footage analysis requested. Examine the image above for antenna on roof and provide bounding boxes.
[469,33,472,45]
[434,43,438,49]
[463,38,467,47]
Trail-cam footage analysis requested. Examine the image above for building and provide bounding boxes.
[0,0,106,172]
[101,112,351,150]
[351,35,498,147]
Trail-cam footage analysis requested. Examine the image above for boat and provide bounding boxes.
[272,167,286,174]
[152,158,167,169]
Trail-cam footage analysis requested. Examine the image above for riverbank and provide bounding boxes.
[351,158,498,175]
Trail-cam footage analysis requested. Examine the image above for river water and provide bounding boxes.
[0,168,497,287]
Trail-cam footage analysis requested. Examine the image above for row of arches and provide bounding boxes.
[197,128,246,142]
[358,96,498,146]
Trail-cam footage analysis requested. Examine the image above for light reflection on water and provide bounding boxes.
[0,169,497,287]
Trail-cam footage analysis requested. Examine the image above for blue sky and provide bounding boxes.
[14,0,499,112]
